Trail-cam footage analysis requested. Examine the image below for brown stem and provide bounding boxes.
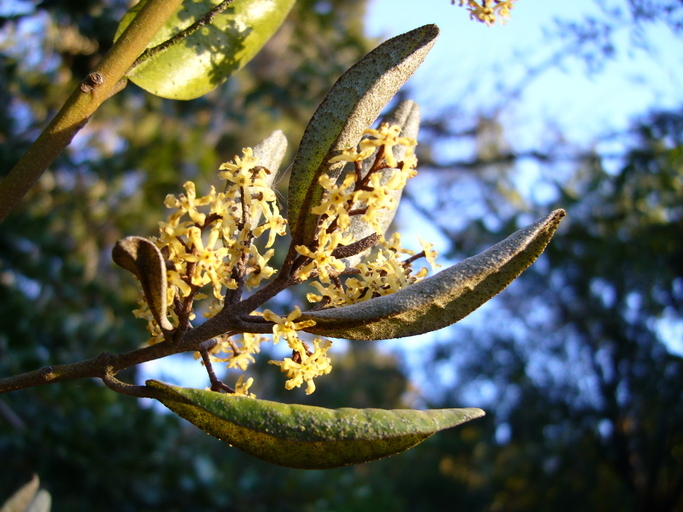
[102,373,156,398]
[0,334,200,395]
[331,233,379,259]
[198,341,234,393]
[403,250,426,266]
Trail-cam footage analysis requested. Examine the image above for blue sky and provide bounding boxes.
[365,0,683,383]
[366,0,683,148]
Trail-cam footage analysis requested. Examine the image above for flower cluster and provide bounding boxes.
[133,148,286,350]
[303,124,439,307]
[131,123,440,396]
[454,0,517,25]
[264,307,332,395]
[307,234,440,306]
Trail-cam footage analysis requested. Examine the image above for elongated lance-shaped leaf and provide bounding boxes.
[300,210,566,340]
[25,490,50,512]
[341,100,421,267]
[229,129,288,228]
[287,25,439,246]
[251,130,288,185]
[112,236,172,332]
[116,0,295,100]
[0,474,39,512]
[146,380,484,470]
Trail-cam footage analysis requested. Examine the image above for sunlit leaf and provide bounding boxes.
[287,25,439,245]
[146,380,484,469]
[300,210,566,340]
[112,236,172,332]
[115,0,296,100]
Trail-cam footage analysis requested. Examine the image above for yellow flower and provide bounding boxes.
[310,173,357,230]
[206,332,267,373]
[245,246,276,289]
[360,123,416,168]
[306,280,351,306]
[269,337,333,395]
[252,202,287,248]
[234,375,256,398]
[295,231,349,282]
[164,181,216,226]
[227,352,256,371]
[328,146,374,164]
[263,306,316,345]
[354,173,398,230]
[218,147,259,177]
[183,226,230,299]
[457,0,517,25]
[417,236,441,272]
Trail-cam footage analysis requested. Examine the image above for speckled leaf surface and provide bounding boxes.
[300,210,566,340]
[146,380,484,469]
[287,25,439,245]
[116,0,295,100]
[112,236,172,331]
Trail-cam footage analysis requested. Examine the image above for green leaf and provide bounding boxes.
[112,236,172,332]
[287,25,439,245]
[146,380,484,469]
[116,0,296,100]
[300,210,566,340]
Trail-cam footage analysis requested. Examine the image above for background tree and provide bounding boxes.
[2,0,682,510]
[403,0,683,506]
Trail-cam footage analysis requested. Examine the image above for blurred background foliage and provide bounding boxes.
[1,0,682,510]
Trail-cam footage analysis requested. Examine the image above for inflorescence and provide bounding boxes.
[132,124,439,396]
[454,0,517,25]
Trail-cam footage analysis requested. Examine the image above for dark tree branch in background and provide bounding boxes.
[416,149,623,171]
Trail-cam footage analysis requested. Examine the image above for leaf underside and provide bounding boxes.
[301,209,566,340]
[146,380,484,470]
[112,236,172,331]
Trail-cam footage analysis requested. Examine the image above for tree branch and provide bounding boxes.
[0,0,185,224]
[0,336,189,395]
[132,0,235,69]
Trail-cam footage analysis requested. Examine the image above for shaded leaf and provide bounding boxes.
[234,129,288,227]
[146,380,484,469]
[287,25,439,245]
[112,236,172,331]
[251,129,288,184]
[116,0,296,100]
[301,210,566,340]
